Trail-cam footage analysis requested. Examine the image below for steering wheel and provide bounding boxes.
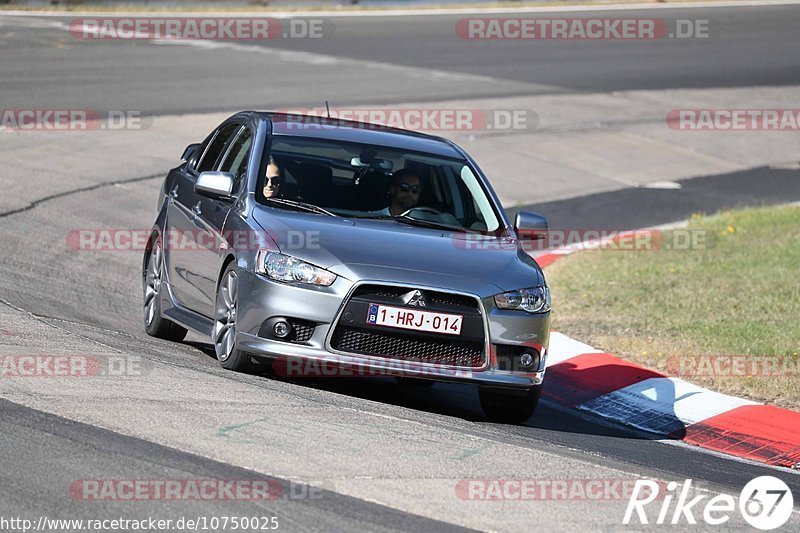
[400,206,444,217]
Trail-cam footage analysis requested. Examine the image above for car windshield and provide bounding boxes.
[259,135,502,233]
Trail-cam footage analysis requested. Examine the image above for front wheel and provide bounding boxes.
[213,264,255,372]
[479,385,541,424]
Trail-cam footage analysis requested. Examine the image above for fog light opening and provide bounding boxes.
[520,351,537,371]
[273,320,292,339]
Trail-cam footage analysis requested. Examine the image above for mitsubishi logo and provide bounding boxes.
[404,289,427,308]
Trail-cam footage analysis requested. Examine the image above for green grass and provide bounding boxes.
[546,204,800,409]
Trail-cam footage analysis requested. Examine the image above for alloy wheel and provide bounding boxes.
[143,242,162,327]
[214,270,238,361]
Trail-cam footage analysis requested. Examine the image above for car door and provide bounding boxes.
[191,124,255,318]
[166,121,240,315]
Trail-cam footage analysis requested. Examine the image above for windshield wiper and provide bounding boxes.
[263,198,338,217]
[393,214,462,232]
[356,213,461,230]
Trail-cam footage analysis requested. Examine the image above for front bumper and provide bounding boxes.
[235,269,550,388]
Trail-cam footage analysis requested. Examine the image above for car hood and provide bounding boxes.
[251,208,544,296]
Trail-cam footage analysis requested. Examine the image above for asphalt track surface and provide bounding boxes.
[1,4,800,531]
[0,5,798,114]
[513,165,800,230]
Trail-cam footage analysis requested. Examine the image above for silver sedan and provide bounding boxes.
[143,111,551,423]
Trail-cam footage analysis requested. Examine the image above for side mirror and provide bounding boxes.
[181,143,201,162]
[514,211,548,240]
[195,171,234,200]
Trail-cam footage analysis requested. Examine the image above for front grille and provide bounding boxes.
[331,284,486,368]
[330,326,484,368]
[350,284,480,312]
[428,293,481,310]
[288,319,315,343]
[352,286,407,298]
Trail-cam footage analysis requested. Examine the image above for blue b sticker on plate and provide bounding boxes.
[367,303,379,324]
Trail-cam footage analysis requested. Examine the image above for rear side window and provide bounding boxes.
[197,123,240,173]
[219,126,253,193]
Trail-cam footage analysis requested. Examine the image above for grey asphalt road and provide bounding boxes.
[0,398,473,533]
[1,5,799,114]
[1,4,799,532]
[511,165,800,230]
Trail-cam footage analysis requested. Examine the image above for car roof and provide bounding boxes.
[250,111,466,159]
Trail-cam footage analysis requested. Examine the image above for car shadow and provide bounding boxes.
[183,340,221,360]
[180,341,687,440]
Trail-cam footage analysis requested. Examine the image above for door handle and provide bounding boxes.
[169,185,179,198]
[192,201,202,216]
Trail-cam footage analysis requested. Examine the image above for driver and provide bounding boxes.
[374,169,422,216]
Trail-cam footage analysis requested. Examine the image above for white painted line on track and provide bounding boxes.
[33,19,549,89]
[147,38,523,85]
[642,180,682,189]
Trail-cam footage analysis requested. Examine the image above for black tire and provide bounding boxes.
[143,239,187,342]
[479,385,541,424]
[213,263,256,372]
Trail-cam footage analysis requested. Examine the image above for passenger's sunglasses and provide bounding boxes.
[398,183,421,194]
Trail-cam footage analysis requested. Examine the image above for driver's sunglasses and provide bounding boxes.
[398,183,421,194]
[265,176,282,186]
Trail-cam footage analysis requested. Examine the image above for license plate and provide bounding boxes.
[366,303,463,335]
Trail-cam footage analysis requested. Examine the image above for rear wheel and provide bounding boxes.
[214,263,255,372]
[143,239,187,342]
[479,385,541,424]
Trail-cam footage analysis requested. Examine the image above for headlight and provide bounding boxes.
[255,251,337,286]
[494,286,550,313]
